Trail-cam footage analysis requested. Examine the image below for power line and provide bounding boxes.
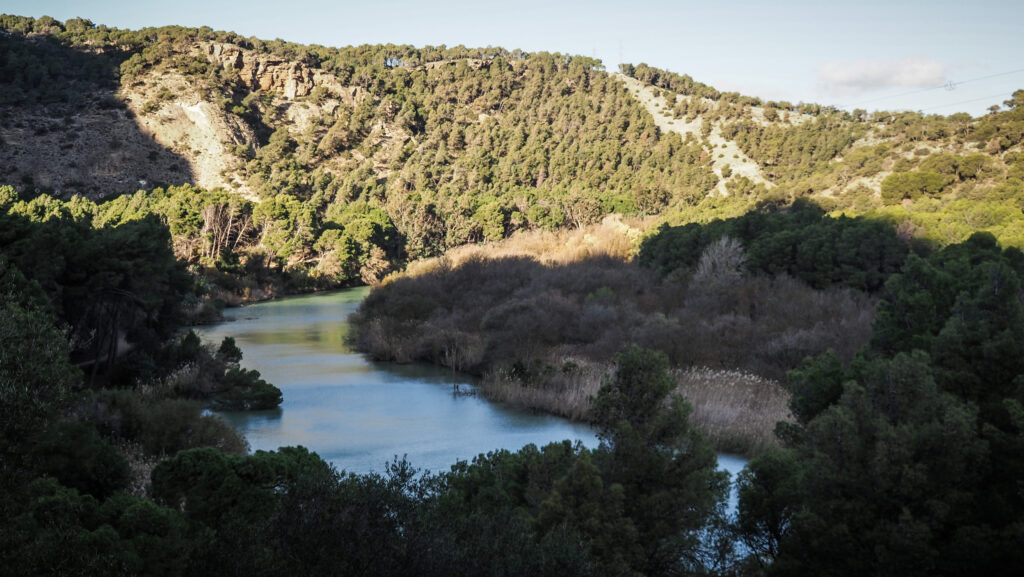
[956,67,1024,88]
[840,84,950,108]
[837,66,1024,108]
[918,91,1015,113]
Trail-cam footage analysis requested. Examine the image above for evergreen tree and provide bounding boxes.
[590,346,728,575]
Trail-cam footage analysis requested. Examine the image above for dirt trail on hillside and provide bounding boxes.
[615,73,771,196]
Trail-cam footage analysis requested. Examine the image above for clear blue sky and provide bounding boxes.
[7,0,1022,116]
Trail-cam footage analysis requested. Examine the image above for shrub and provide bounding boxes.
[880,171,949,204]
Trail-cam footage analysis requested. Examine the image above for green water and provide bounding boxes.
[196,287,600,474]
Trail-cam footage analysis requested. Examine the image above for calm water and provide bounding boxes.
[196,287,599,474]
[196,287,746,504]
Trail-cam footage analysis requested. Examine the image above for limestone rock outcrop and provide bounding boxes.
[203,43,365,104]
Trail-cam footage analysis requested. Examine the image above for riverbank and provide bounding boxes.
[194,288,599,474]
[191,271,369,325]
[348,220,873,458]
[201,276,790,456]
[477,357,790,457]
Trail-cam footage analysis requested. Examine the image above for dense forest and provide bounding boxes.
[3,13,1024,577]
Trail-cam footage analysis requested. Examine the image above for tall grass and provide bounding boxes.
[672,367,791,456]
[476,356,792,457]
[394,213,648,281]
[477,356,605,421]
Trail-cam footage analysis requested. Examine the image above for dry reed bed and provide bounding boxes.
[671,367,791,456]
[394,213,649,283]
[478,357,606,422]
[478,357,792,457]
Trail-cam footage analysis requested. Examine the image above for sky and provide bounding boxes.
[6,0,1023,116]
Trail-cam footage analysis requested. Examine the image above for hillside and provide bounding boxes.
[620,63,1024,246]
[2,14,1023,292]
[616,72,773,196]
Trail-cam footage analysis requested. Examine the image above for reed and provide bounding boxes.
[671,367,791,456]
[477,356,605,421]
[476,356,792,457]
[385,213,648,287]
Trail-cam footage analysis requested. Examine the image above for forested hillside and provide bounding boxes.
[1,14,715,292]
[4,15,1023,298]
[621,63,1024,247]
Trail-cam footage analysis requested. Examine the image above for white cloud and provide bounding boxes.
[817,56,948,97]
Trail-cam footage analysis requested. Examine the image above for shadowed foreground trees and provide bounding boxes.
[0,191,282,408]
[5,230,730,577]
[6,209,1024,575]
[589,346,727,575]
[0,191,194,386]
[3,345,725,577]
[0,186,284,575]
[736,233,1024,576]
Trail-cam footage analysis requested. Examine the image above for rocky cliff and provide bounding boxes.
[203,42,365,104]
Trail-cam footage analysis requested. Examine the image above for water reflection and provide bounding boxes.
[717,453,747,513]
[196,288,599,474]
[197,288,749,509]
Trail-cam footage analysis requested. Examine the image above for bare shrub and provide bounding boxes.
[419,319,486,373]
[356,246,876,386]
[692,235,745,284]
[357,316,424,363]
[116,440,160,498]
